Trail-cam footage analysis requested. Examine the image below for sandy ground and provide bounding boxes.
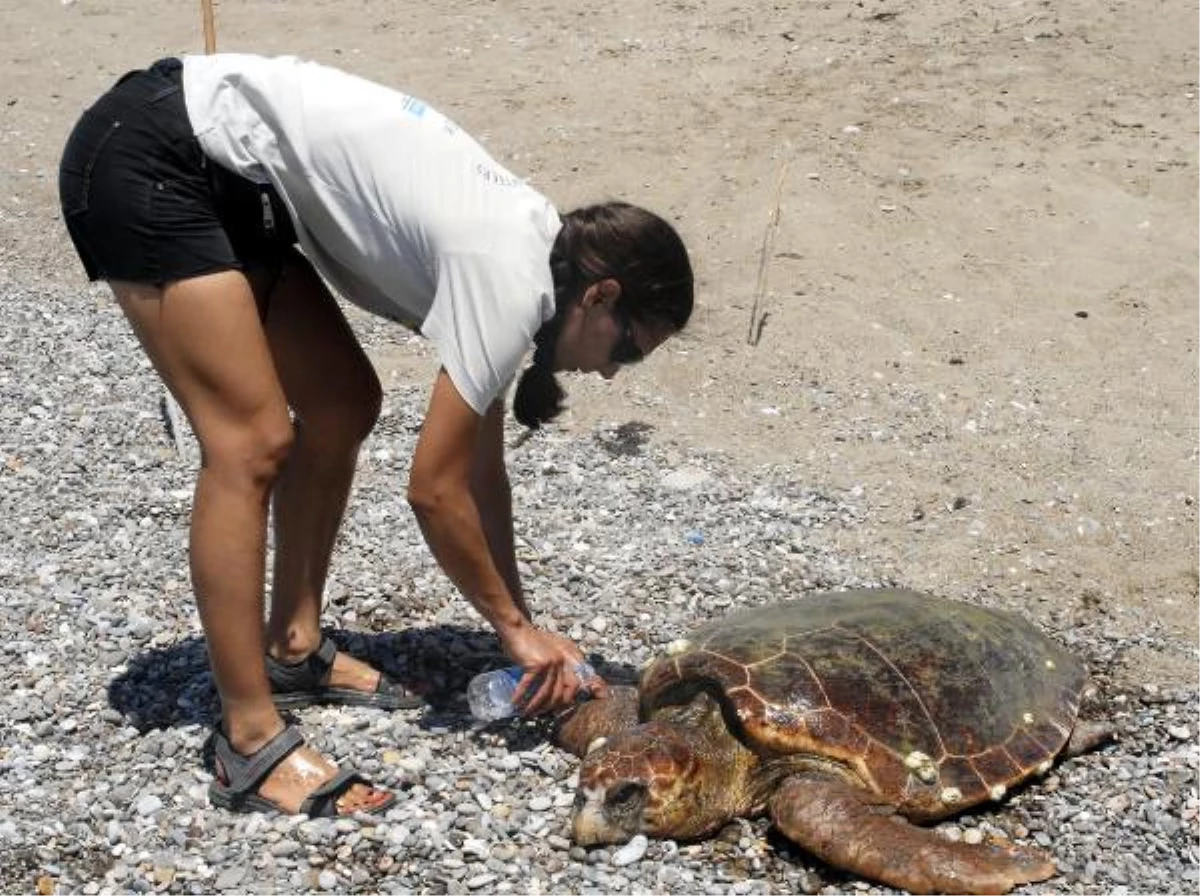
[2,0,1196,690]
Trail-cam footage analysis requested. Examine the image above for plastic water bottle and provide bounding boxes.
[467,662,595,721]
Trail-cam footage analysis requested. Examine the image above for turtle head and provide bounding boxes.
[571,691,743,845]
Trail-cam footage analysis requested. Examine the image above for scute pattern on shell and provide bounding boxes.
[637,589,1090,819]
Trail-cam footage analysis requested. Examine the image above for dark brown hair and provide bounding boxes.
[513,202,694,429]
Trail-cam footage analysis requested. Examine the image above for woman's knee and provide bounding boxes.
[200,416,296,490]
[304,373,382,445]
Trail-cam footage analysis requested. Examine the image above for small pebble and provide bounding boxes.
[214,866,246,889]
[134,795,162,817]
[317,870,338,890]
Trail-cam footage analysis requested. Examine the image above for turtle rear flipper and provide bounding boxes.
[1064,718,1115,758]
[769,774,1056,895]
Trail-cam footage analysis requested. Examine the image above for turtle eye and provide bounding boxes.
[605,781,647,810]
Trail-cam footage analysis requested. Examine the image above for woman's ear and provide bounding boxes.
[579,278,622,311]
[577,282,601,310]
[594,277,622,307]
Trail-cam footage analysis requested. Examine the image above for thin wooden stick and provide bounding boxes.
[201,0,217,53]
[746,159,789,346]
[161,391,192,459]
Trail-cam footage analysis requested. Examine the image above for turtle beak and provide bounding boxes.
[571,782,648,846]
[572,802,614,846]
[572,802,640,847]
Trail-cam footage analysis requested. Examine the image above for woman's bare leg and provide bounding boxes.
[259,252,387,693]
[112,271,388,813]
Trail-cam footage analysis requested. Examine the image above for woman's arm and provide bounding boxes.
[469,396,531,621]
[409,369,590,713]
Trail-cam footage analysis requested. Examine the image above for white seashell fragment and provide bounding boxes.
[989,784,1007,801]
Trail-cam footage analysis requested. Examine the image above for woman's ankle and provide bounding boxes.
[264,624,323,663]
[220,705,287,755]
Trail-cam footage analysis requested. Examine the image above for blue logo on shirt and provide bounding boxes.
[401,96,427,118]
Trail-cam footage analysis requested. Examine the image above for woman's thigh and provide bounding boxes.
[264,250,382,436]
[113,272,293,472]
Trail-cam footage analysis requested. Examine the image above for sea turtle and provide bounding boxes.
[554,588,1112,895]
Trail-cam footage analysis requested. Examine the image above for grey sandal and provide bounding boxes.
[266,635,424,710]
[208,724,396,817]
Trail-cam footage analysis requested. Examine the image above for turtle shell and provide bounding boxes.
[637,588,1090,819]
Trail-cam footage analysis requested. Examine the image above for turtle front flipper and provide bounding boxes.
[769,774,1056,895]
[553,686,640,757]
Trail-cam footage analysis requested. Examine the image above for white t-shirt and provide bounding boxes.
[181,53,561,415]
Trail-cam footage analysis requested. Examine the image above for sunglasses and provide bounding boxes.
[610,305,645,366]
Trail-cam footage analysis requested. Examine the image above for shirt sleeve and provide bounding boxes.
[419,251,547,415]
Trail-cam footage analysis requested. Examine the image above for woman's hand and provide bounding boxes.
[502,624,609,716]
[411,373,608,715]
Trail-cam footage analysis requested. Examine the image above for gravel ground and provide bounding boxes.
[1,277,1197,894]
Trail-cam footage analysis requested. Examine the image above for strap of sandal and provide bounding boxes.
[214,724,306,797]
[299,767,371,818]
[265,635,338,691]
[314,636,337,667]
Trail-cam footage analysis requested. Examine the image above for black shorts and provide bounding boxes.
[58,57,297,285]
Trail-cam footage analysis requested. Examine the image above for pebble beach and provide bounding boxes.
[3,0,1197,891]
[1,278,1196,895]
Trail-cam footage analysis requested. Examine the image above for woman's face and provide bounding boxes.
[553,279,675,379]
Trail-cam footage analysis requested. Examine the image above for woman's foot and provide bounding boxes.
[240,738,389,815]
[323,649,387,694]
[212,722,394,816]
[265,636,424,710]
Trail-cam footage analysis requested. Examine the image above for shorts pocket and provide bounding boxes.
[59,119,122,217]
